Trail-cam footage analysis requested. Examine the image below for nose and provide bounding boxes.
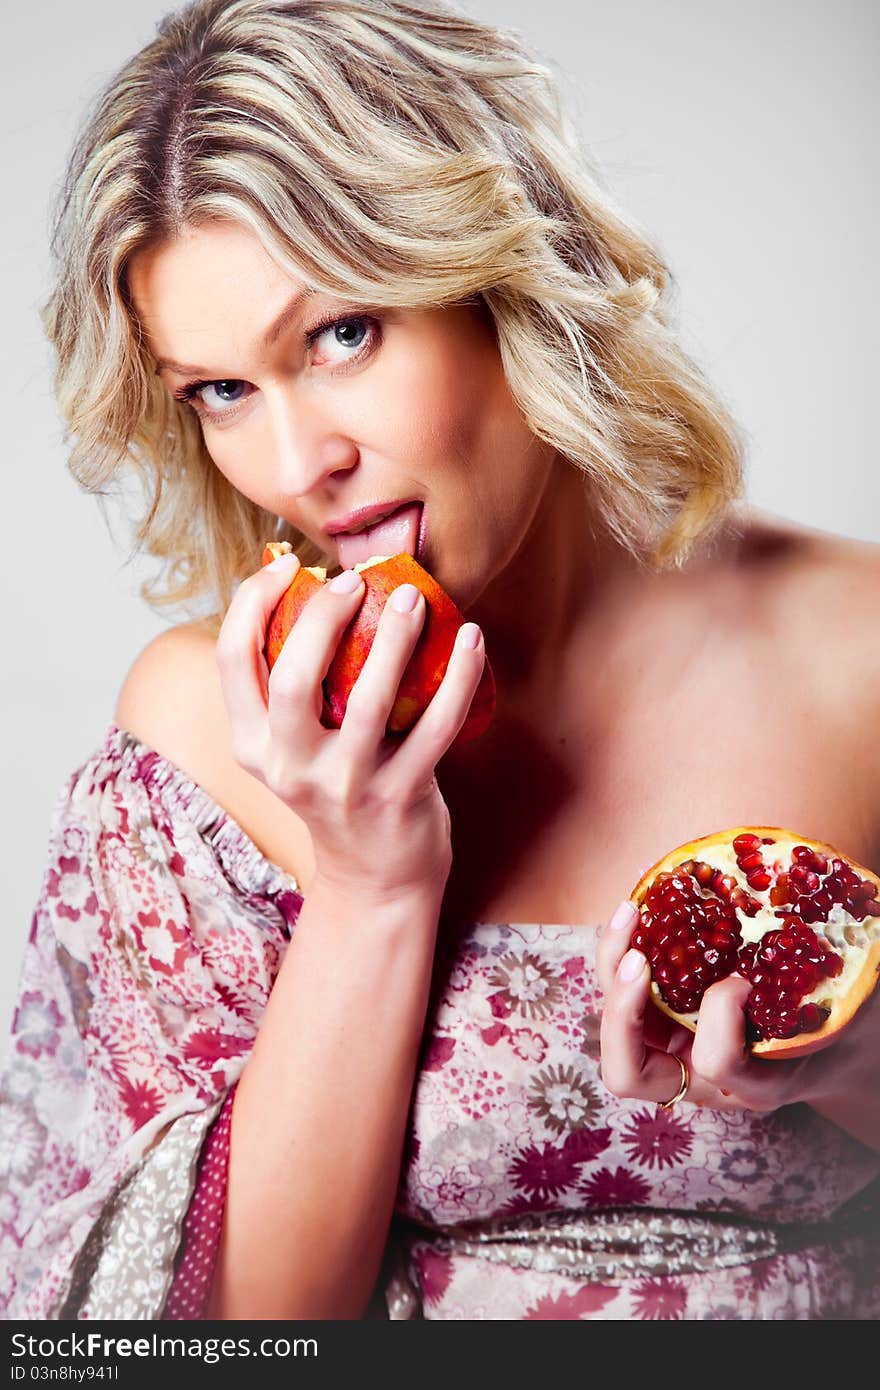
[266,383,359,499]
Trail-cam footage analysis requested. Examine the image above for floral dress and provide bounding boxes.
[1,723,878,1320]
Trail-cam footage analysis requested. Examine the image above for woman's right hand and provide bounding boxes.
[215,554,486,902]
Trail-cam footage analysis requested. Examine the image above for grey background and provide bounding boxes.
[2,0,877,1040]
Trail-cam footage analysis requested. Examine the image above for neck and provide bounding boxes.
[466,460,645,710]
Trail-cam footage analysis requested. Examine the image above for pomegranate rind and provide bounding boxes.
[630,826,880,1060]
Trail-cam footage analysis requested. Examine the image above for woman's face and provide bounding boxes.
[127,219,560,610]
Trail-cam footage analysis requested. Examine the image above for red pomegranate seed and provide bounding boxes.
[733,834,762,850]
[737,850,765,872]
[796,897,822,924]
[850,901,879,922]
[730,887,762,916]
[745,868,772,891]
[792,846,828,873]
[710,871,738,900]
[761,837,777,845]
[797,1002,831,1032]
[790,866,820,892]
[769,874,791,907]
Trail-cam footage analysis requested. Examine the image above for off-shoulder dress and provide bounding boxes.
[2,724,878,1320]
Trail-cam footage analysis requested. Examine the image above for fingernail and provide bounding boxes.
[609,899,639,932]
[458,623,481,650]
[267,552,300,572]
[329,568,363,593]
[391,583,420,612]
[618,949,646,982]
[730,972,753,997]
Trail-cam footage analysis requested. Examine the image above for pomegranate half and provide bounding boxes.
[630,828,880,1059]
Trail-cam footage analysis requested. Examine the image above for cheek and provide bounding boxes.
[201,435,272,509]
[203,440,241,488]
[378,334,504,473]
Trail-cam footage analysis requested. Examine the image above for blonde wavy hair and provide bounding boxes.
[42,0,747,636]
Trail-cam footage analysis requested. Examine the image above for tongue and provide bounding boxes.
[336,502,422,569]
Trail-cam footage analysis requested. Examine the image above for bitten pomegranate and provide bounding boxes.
[630,828,880,1058]
[260,541,496,746]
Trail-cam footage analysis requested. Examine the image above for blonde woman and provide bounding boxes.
[3,0,878,1321]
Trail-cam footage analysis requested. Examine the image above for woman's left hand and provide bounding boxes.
[595,899,880,1124]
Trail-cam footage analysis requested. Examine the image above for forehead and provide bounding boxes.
[126,221,308,366]
[128,220,297,306]
[126,220,499,381]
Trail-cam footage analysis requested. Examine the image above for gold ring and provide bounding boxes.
[658,1055,689,1111]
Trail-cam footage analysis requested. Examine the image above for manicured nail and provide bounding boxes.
[391,583,420,612]
[458,623,481,650]
[329,568,363,593]
[609,899,639,932]
[618,949,646,982]
[267,552,299,572]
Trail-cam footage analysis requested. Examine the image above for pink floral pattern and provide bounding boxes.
[394,918,880,1317]
[0,726,297,1318]
[2,722,880,1320]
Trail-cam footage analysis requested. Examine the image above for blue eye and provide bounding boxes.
[171,313,380,423]
[312,318,369,357]
[172,377,252,418]
[199,380,247,408]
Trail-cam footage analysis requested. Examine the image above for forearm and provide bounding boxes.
[206,878,443,1319]
[810,1086,880,1153]
[805,1013,880,1152]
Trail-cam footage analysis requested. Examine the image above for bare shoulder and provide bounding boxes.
[754,508,880,632]
[729,503,879,617]
[114,620,314,889]
[113,620,227,772]
[738,505,880,771]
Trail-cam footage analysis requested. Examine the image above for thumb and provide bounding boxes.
[690,973,753,1085]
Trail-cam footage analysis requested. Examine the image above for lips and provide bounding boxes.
[336,501,425,569]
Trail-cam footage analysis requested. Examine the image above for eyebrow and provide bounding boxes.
[153,286,319,376]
